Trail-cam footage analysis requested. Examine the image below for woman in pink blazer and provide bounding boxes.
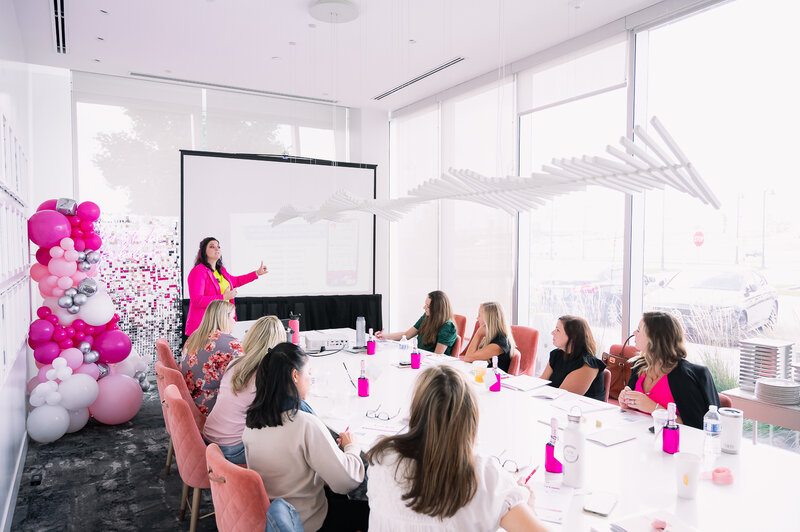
[185,236,269,336]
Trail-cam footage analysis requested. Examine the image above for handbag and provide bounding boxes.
[601,334,637,400]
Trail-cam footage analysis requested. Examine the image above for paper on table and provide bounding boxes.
[551,394,617,414]
[586,428,637,447]
[530,482,573,524]
[501,375,551,392]
[530,386,564,400]
[610,510,700,532]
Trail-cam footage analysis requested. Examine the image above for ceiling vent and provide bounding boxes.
[51,0,67,54]
[373,57,465,101]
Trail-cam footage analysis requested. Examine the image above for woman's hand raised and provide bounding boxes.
[256,261,269,276]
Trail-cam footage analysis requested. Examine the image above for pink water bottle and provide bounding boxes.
[545,417,563,473]
[357,360,369,397]
[288,312,300,345]
[489,355,502,391]
[662,402,680,454]
[410,338,421,369]
[367,328,376,355]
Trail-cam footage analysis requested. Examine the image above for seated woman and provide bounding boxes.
[367,365,546,531]
[540,315,607,401]
[463,301,517,373]
[180,300,241,415]
[243,343,367,532]
[376,290,457,355]
[619,311,720,429]
[203,315,286,464]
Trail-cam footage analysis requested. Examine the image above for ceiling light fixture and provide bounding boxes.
[309,0,359,23]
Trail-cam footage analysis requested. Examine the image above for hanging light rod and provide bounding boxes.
[309,0,359,23]
[374,57,466,101]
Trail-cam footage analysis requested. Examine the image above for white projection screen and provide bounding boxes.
[181,151,376,298]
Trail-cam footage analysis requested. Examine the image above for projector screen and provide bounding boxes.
[181,151,376,298]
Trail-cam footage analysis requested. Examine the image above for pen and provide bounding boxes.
[524,465,540,484]
[344,425,350,433]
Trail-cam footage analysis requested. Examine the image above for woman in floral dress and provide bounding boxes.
[180,299,241,415]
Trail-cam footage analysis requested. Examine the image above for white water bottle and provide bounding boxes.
[400,334,409,351]
[356,316,366,347]
[703,405,722,458]
[562,408,585,488]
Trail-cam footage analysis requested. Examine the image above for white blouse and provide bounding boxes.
[367,452,528,531]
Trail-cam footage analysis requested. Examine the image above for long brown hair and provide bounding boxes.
[195,236,224,272]
[418,290,453,346]
[558,315,596,358]
[367,366,478,519]
[633,311,687,373]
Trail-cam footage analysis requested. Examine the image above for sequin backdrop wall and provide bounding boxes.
[94,215,182,370]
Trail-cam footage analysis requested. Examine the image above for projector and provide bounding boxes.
[303,330,351,352]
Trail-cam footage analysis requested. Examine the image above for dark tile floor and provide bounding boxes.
[12,384,218,531]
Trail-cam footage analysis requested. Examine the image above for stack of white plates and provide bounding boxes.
[792,362,800,383]
[739,338,793,392]
[755,377,800,405]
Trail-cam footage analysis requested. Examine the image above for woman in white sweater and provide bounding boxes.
[366,365,548,532]
[243,342,367,532]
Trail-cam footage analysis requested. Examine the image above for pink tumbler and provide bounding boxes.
[410,351,421,369]
[358,377,369,397]
[288,314,300,345]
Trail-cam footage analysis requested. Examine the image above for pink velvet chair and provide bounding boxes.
[154,361,176,475]
[156,362,206,432]
[510,325,539,376]
[452,314,467,357]
[157,337,180,372]
[603,368,612,402]
[508,349,521,376]
[206,443,269,532]
[164,384,211,532]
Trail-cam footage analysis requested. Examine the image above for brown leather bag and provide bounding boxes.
[601,334,638,400]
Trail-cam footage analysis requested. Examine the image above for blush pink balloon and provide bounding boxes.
[37,199,58,211]
[77,201,101,222]
[35,247,52,265]
[60,348,84,369]
[75,363,100,380]
[27,377,42,393]
[59,237,75,250]
[89,374,142,425]
[48,257,77,277]
[28,210,71,248]
[30,263,48,282]
[64,249,80,262]
[84,233,102,251]
[53,288,66,297]
[33,341,61,364]
[94,330,132,364]
[28,319,55,343]
[57,276,73,289]
[37,364,59,384]
[73,238,86,251]
[49,246,65,258]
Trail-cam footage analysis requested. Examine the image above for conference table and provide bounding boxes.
[238,324,797,531]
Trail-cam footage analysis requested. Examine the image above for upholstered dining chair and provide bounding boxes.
[509,325,539,377]
[207,443,269,532]
[154,361,176,475]
[155,362,206,433]
[452,314,467,357]
[603,368,612,402]
[156,337,181,372]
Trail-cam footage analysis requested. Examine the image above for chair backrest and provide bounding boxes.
[508,348,521,376]
[453,314,466,342]
[156,338,180,372]
[510,325,539,377]
[154,361,173,435]
[207,443,269,532]
[719,393,732,408]
[603,368,612,402]
[164,384,211,489]
[156,361,206,432]
[451,335,462,359]
[459,321,481,358]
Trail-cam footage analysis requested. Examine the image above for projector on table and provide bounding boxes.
[303,330,352,352]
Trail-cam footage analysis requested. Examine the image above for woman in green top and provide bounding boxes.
[376,290,458,355]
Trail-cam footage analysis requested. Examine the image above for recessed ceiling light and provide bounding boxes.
[272,56,281,61]
[96,37,104,41]
[99,9,108,14]
[93,59,101,62]
[164,69,172,74]
[308,23,316,28]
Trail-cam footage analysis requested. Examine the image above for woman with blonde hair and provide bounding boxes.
[463,301,517,373]
[203,315,286,463]
[376,290,458,355]
[180,299,241,415]
[367,365,546,531]
[540,315,607,401]
[620,311,719,429]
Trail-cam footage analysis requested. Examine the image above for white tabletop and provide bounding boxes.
[302,336,797,531]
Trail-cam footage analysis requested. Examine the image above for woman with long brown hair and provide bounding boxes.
[620,311,720,429]
[539,315,607,401]
[366,365,546,531]
[376,290,457,355]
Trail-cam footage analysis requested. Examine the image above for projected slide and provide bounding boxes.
[182,153,375,297]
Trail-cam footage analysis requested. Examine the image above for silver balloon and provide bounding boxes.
[78,341,92,354]
[56,198,78,216]
[84,248,94,255]
[78,261,92,272]
[77,252,87,262]
[78,278,98,296]
[83,350,100,364]
[134,371,147,382]
[57,295,74,308]
[67,305,80,314]
[140,379,151,392]
[86,251,101,265]
[72,293,88,306]
[97,363,110,379]
[64,288,78,297]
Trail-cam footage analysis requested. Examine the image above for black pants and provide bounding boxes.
[318,486,369,531]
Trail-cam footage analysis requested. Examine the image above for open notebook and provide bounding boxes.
[611,511,700,532]
[501,375,551,392]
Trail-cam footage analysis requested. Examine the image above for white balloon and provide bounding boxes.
[52,357,68,369]
[29,394,45,407]
[51,303,79,326]
[65,408,90,433]
[56,367,73,381]
[111,355,138,378]
[46,369,57,381]
[27,404,70,443]
[58,373,100,410]
[130,349,148,373]
[45,391,62,405]
[78,291,115,326]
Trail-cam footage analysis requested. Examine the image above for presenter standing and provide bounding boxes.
[185,236,269,337]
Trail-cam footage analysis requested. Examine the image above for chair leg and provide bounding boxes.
[189,487,202,532]
[179,482,189,520]
[164,437,174,475]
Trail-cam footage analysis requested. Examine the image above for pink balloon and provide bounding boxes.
[48,257,77,277]
[74,331,86,342]
[34,360,44,369]
[59,339,75,350]
[94,330,132,364]
[37,199,58,211]
[77,201,101,222]
[71,229,84,239]
[28,337,41,349]
[29,319,55,343]
[79,221,94,233]
[72,319,86,331]
[27,377,42,393]
[84,233,102,251]
[28,210,71,248]
[64,326,76,338]
[71,271,88,283]
[60,348,84,369]
[30,263,48,282]
[75,363,100,380]
[47,314,61,325]
[35,247,52,265]
[60,237,75,250]
[37,364,58,383]
[84,326,97,336]
[64,249,80,262]
[53,288,66,297]
[33,341,61,364]
[83,335,94,347]
[57,276,73,289]
[106,323,120,331]
[70,216,82,227]
[89,375,143,425]
[73,238,86,251]
[49,247,65,258]
[37,306,52,319]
